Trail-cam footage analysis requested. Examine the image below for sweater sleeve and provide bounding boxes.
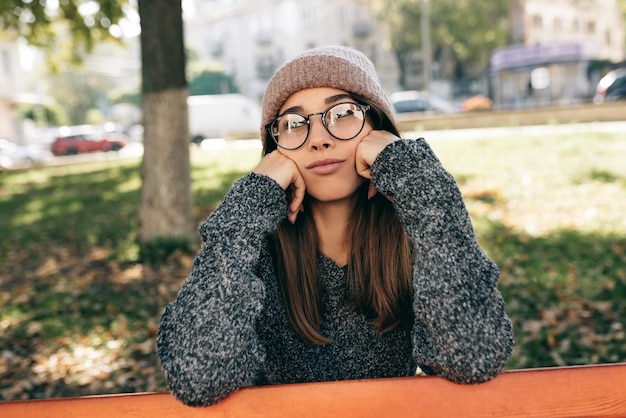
[370,138,514,384]
[156,173,287,406]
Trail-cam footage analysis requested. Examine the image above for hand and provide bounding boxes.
[356,130,399,199]
[253,151,306,223]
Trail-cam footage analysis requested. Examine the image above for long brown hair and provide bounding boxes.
[267,94,414,345]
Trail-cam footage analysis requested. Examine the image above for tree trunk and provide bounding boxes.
[137,0,194,244]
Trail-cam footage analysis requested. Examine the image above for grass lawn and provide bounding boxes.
[0,131,624,400]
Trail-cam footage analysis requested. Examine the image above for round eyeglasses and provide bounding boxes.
[265,102,371,150]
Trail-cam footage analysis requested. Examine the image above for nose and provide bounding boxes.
[307,115,334,151]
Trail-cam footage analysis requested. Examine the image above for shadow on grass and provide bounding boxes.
[0,160,252,400]
[0,163,142,258]
[1,269,170,399]
[479,221,626,370]
[0,161,251,260]
[1,159,625,400]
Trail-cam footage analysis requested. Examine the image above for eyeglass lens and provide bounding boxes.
[270,102,367,150]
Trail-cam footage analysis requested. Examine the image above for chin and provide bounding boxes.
[307,182,364,202]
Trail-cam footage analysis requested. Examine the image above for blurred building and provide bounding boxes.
[1,30,141,142]
[491,0,625,108]
[184,0,400,101]
[0,32,26,142]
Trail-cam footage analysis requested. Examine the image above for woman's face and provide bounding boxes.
[276,87,373,203]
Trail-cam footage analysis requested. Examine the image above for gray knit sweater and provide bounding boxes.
[156,138,514,407]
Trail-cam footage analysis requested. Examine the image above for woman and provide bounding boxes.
[157,45,514,407]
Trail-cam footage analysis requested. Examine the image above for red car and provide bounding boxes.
[462,94,493,112]
[51,128,128,156]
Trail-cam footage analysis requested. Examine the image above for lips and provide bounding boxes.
[306,158,344,175]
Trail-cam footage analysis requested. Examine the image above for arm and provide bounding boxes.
[370,138,514,383]
[156,173,287,406]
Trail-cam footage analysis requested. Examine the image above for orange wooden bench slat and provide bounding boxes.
[1,363,625,418]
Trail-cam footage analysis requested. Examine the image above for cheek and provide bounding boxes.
[277,148,302,165]
[278,150,309,180]
[362,117,375,133]
[353,120,373,147]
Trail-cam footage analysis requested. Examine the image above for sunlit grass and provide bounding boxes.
[429,132,626,236]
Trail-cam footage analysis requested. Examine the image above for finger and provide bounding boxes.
[290,173,306,213]
[368,182,377,200]
[357,130,399,172]
[355,145,372,179]
[288,173,306,223]
[356,159,371,180]
[253,151,295,191]
[288,203,303,224]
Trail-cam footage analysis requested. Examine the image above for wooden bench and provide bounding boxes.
[1,363,625,417]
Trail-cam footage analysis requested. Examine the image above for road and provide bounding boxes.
[4,121,623,171]
[404,120,626,141]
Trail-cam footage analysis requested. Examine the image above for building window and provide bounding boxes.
[605,30,611,46]
[532,15,542,29]
[256,54,275,81]
[587,21,596,34]
[572,19,579,32]
[554,18,562,31]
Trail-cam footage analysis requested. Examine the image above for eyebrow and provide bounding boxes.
[280,93,353,114]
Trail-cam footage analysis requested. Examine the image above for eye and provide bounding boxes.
[327,103,362,126]
[332,104,357,119]
[281,115,306,132]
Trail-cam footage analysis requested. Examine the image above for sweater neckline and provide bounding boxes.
[319,253,348,270]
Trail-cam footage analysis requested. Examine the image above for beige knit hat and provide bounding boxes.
[260,45,396,151]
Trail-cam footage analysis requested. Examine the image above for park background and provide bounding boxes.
[1,0,626,401]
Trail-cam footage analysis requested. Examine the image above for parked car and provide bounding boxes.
[462,94,493,112]
[594,68,626,103]
[51,125,128,156]
[0,148,13,171]
[187,94,261,143]
[0,139,51,169]
[390,90,457,114]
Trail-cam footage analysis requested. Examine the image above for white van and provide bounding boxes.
[187,94,262,143]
